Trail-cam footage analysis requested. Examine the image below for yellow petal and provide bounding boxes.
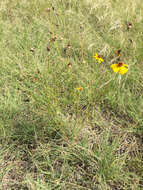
[119,66,128,75]
[110,64,117,68]
[99,58,103,63]
[93,53,98,59]
[123,64,129,68]
[110,64,120,73]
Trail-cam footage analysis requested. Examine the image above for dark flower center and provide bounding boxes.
[117,62,123,67]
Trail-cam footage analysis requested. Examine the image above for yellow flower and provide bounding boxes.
[76,87,83,91]
[110,62,128,75]
[93,53,103,63]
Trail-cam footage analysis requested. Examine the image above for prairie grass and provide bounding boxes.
[0,0,143,189]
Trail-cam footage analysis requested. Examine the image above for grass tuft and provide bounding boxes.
[0,0,143,189]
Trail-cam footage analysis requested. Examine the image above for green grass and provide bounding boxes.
[0,0,143,189]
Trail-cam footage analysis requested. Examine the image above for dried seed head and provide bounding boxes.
[50,36,57,42]
[45,8,50,12]
[117,49,121,56]
[30,48,35,53]
[127,22,132,30]
[67,62,72,67]
[46,46,50,52]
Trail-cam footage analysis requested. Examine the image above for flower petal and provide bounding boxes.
[119,66,128,75]
[99,58,103,63]
[110,64,120,73]
[123,64,129,68]
[93,53,98,59]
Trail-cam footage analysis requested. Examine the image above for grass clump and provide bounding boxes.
[0,0,143,189]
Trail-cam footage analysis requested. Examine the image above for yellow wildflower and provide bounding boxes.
[93,53,103,63]
[110,62,128,75]
[76,87,83,91]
